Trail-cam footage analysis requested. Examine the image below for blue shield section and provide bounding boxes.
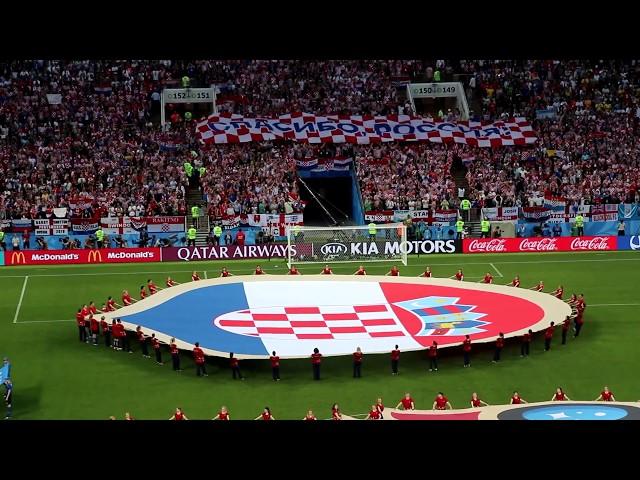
[119,283,268,356]
[522,406,628,421]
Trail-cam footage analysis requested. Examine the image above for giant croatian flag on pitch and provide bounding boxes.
[196,112,537,147]
[115,280,547,358]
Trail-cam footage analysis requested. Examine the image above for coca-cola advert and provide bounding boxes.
[463,236,618,254]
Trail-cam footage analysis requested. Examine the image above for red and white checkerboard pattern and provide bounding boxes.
[196,112,537,147]
[214,304,406,340]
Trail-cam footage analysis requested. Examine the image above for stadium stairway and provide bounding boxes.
[186,186,210,246]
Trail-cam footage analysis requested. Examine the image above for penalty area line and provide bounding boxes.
[588,303,640,307]
[13,276,29,324]
[489,263,504,278]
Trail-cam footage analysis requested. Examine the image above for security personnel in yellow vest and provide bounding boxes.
[184,111,193,121]
[575,214,584,236]
[181,75,190,88]
[456,218,465,240]
[199,166,206,178]
[0,230,5,251]
[213,224,222,246]
[95,227,105,249]
[191,204,200,229]
[481,218,491,238]
[184,162,193,177]
[460,198,471,222]
[187,225,197,247]
[368,222,377,240]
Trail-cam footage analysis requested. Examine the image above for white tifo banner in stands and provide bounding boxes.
[221,213,304,236]
[196,112,537,147]
[100,216,185,235]
[34,218,69,236]
[481,207,519,221]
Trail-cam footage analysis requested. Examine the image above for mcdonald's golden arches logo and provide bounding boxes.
[11,251,26,265]
[87,250,103,263]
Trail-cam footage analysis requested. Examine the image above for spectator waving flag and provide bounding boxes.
[543,194,567,212]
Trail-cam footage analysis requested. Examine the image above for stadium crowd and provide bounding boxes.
[2,59,640,226]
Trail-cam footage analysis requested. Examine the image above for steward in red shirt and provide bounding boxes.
[353,347,363,378]
[147,279,158,294]
[213,406,230,420]
[470,392,488,408]
[136,326,150,358]
[303,410,317,421]
[100,316,110,348]
[288,266,300,275]
[454,269,464,281]
[139,285,147,300]
[510,392,528,405]
[311,348,322,380]
[106,297,117,311]
[192,271,200,281]
[428,341,438,372]
[254,265,265,275]
[353,265,367,275]
[553,285,564,299]
[220,268,233,278]
[366,406,381,419]
[544,322,555,351]
[229,352,243,380]
[596,386,615,402]
[386,266,400,276]
[492,333,505,362]
[121,290,133,306]
[390,345,400,375]
[320,265,333,275]
[255,407,274,420]
[170,408,188,420]
[270,351,281,381]
[76,308,87,343]
[331,403,342,420]
[170,337,181,371]
[552,387,570,401]
[193,342,207,377]
[433,392,452,411]
[462,335,471,367]
[521,329,532,357]
[419,267,432,278]
[151,334,163,365]
[562,316,571,345]
[376,398,384,419]
[483,272,493,284]
[89,315,99,345]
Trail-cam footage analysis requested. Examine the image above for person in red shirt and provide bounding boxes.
[462,335,471,367]
[567,293,577,308]
[235,229,246,246]
[88,301,99,316]
[553,285,564,299]
[352,347,363,378]
[100,316,110,348]
[432,392,452,411]
[136,326,150,358]
[520,329,533,357]
[192,271,201,281]
[166,276,179,287]
[169,407,188,420]
[212,406,230,420]
[320,265,333,275]
[269,350,281,381]
[121,290,133,306]
[454,269,464,281]
[551,387,570,401]
[151,333,163,365]
[561,316,570,345]
[574,294,586,338]
[139,285,147,300]
[105,296,117,311]
[254,265,266,275]
[147,279,158,295]
[331,403,342,420]
[366,405,381,420]
[169,337,181,371]
[353,265,367,275]
[544,321,555,351]
[530,280,544,292]
[229,352,244,380]
[595,386,615,401]
[89,315,99,345]
[482,272,493,284]
[428,341,438,372]
[390,345,400,375]
[492,332,505,362]
[470,392,489,408]
[255,407,274,420]
[193,342,207,377]
[396,393,415,410]
[220,268,233,278]
[508,275,521,287]
[311,348,322,380]
[419,266,432,278]
[76,308,87,343]
[288,265,301,275]
[386,265,400,276]
[110,320,119,350]
[117,319,132,353]
[376,398,385,419]
[303,410,317,421]
[510,391,528,405]
[80,304,91,341]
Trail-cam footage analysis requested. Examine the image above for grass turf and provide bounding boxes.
[1,250,639,419]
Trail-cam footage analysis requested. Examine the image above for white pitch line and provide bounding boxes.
[13,276,29,323]
[16,319,75,324]
[588,303,640,307]
[489,263,504,277]
[204,270,208,279]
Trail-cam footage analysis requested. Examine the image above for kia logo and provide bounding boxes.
[631,236,640,251]
[320,243,347,255]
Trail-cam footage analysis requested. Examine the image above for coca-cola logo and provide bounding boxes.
[467,239,508,253]
[518,238,559,251]
[570,236,611,251]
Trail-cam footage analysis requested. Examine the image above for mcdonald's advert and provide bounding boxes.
[3,248,161,266]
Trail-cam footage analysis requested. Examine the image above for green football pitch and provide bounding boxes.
[1,251,639,420]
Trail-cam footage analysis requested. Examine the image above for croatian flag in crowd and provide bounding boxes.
[543,195,567,212]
